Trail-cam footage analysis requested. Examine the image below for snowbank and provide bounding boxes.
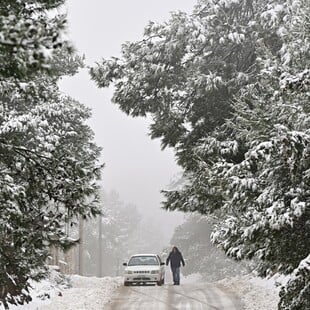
[0,271,122,310]
[39,275,122,310]
[216,274,281,310]
[0,267,70,310]
[181,270,282,310]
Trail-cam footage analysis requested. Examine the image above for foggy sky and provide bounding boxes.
[59,0,197,241]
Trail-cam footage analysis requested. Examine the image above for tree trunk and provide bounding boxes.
[78,216,84,276]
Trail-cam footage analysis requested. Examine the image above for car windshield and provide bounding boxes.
[128,256,159,266]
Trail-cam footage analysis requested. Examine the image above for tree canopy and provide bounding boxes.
[0,1,102,307]
[91,0,310,308]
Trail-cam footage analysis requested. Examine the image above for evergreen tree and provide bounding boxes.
[0,0,69,79]
[210,1,310,307]
[279,255,310,310]
[0,1,102,307]
[91,0,309,308]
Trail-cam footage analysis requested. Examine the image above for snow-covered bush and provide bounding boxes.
[279,255,310,310]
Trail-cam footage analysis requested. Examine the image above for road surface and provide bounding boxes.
[105,282,243,310]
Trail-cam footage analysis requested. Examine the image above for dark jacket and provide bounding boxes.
[166,249,185,268]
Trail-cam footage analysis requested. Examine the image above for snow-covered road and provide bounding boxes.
[105,283,243,310]
[3,272,280,310]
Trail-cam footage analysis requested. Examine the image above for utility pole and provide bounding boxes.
[78,216,84,276]
[98,215,103,277]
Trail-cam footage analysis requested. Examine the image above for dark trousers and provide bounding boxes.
[171,267,180,284]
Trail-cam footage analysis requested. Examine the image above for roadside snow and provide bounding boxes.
[0,272,122,310]
[0,267,70,310]
[216,274,281,310]
[39,275,122,310]
[181,271,282,310]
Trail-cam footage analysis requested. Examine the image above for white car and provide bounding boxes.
[123,254,165,286]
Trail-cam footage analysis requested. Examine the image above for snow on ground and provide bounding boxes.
[0,267,70,310]
[0,270,122,310]
[216,274,281,310]
[39,275,122,310]
[182,272,281,310]
[1,271,281,310]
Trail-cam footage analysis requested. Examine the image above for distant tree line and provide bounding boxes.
[83,190,167,277]
[171,214,250,281]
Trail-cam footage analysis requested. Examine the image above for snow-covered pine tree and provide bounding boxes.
[279,255,310,310]
[0,0,69,79]
[211,1,310,308]
[90,0,266,213]
[91,0,309,308]
[0,1,102,308]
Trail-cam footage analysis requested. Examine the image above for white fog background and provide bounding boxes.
[59,0,197,243]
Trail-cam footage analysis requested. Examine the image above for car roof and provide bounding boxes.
[130,254,158,257]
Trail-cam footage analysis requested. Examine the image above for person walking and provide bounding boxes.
[166,246,185,285]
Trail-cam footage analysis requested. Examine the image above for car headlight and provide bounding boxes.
[151,270,159,274]
[126,270,133,274]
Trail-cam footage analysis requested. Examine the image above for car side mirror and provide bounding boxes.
[160,262,165,265]
[123,263,127,266]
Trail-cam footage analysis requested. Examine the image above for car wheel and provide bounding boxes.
[161,277,165,285]
[157,280,162,286]
[124,281,130,286]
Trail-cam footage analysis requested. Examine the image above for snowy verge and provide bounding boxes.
[182,272,282,310]
[0,266,70,310]
[0,269,122,310]
[216,274,282,310]
[39,275,122,310]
